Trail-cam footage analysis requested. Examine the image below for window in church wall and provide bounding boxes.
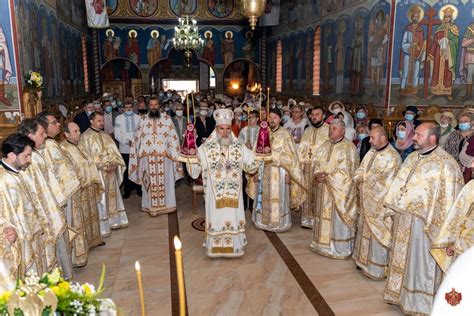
[210,67,216,88]
[313,27,320,96]
[276,40,282,93]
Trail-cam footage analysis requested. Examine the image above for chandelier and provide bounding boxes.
[173,16,204,67]
[240,0,267,30]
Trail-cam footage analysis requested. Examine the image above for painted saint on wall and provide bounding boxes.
[427,5,459,100]
[208,0,233,18]
[367,8,388,100]
[106,0,118,15]
[398,5,425,98]
[130,0,158,17]
[170,0,197,17]
[221,30,234,68]
[242,30,255,61]
[335,19,346,95]
[350,14,364,96]
[147,30,161,67]
[202,30,215,66]
[459,21,474,100]
[126,29,140,65]
[103,29,121,61]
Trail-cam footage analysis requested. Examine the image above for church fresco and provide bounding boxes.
[106,0,118,14]
[207,0,233,18]
[169,0,197,17]
[0,0,20,110]
[129,0,159,17]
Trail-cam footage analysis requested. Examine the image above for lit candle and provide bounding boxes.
[135,261,146,316]
[174,236,186,316]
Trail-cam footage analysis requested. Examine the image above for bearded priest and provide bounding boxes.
[79,112,129,234]
[186,108,258,258]
[128,97,183,217]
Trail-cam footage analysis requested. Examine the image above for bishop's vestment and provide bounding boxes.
[383,146,463,315]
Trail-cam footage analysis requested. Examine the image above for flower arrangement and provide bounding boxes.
[0,265,116,316]
[24,71,43,90]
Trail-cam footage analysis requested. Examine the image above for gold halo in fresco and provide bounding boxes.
[407,5,424,22]
[204,30,213,38]
[439,4,458,21]
[225,30,233,39]
[128,29,138,38]
[151,30,160,38]
[105,29,115,37]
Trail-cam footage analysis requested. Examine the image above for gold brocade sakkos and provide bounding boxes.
[431,179,474,272]
[383,147,463,301]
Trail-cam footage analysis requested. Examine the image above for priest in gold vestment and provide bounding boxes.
[129,97,183,216]
[310,119,359,259]
[18,119,71,278]
[36,112,82,270]
[352,127,402,280]
[79,112,129,234]
[250,108,306,232]
[431,179,474,272]
[61,122,105,265]
[383,123,463,315]
[0,133,48,289]
[298,106,329,228]
[187,108,258,257]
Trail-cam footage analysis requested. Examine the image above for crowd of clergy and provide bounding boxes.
[1,88,473,315]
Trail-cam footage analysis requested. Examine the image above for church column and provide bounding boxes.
[92,29,101,95]
[261,28,267,88]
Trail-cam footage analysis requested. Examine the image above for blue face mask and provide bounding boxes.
[159,92,164,97]
[358,133,367,140]
[356,112,366,119]
[125,111,134,116]
[396,130,406,139]
[459,122,471,131]
[405,114,415,121]
[105,105,113,113]
[242,114,248,121]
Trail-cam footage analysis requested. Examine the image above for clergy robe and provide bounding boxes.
[129,114,182,216]
[19,150,69,275]
[61,140,105,265]
[187,131,258,257]
[310,138,359,259]
[297,122,329,228]
[383,146,463,315]
[431,179,474,272]
[79,127,129,233]
[0,165,48,285]
[249,127,306,232]
[352,144,402,280]
[41,138,82,269]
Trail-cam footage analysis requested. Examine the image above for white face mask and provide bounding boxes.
[200,110,208,116]
[440,123,449,128]
[332,108,341,114]
[176,110,183,117]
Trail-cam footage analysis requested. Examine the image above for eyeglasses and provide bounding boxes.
[48,119,59,125]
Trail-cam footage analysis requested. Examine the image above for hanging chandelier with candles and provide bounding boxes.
[172,16,204,52]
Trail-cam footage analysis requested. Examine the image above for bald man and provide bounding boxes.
[352,126,402,280]
[310,119,359,259]
[383,122,464,315]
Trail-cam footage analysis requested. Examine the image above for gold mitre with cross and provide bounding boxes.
[213,108,233,126]
[443,6,454,16]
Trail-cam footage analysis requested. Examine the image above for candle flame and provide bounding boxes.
[135,261,141,271]
[174,236,182,250]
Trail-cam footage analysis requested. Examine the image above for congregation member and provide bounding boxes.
[129,97,183,217]
[392,120,415,161]
[403,105,421,128]
[352,126,401,280]
[445,111,474,165]
[61,122,104,250]
[186,108,258,257]
[284,102,308,146]
[310,119,359,259]
[102,99,118,137]
[327,101,354,128]
[74,100,94,133]
[298,106,329,228]
[137,100,148,117]
[250,108,306,232]
[383,122,463,315]
[172,102,187,145]
[114,101,141,199]
[354,105,370,126]
[79,112,129,234]
[435,111,457,148]
[36,112,83,269]
[359,119,383,161]
[0,133,49,285]
[18,119,71,278]
[231,107,247,136]
[195,101,215,146]
[335,111,356,141]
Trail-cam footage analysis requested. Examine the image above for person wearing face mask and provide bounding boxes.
[136,101,148,117]
[435,111,457,148]
[114,101,141,199]
[359,118,383,161]
[355,124,369,153]
[74,100,95,133]
[391,121,415,161]
[102,100,118,138]
[231,107,247,136]
[402,105,421,128]
[284,103,308,147]
[281,106,291,124]
[445,111,474,169]
[327,101,355,128]
[208,104,216,117]
[172,103,187,145]
[195,102,216,146]
[354,105,369,126]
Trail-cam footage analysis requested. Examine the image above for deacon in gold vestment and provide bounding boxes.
[352,127,402,280]
[187,108,258,257]
[431,179,474,272]
[298,106,329,228]
[383,123,463,315]
[310,119,359,259]
[61,122,105,265]
[37,112,82,270]
[0,133,48,289]
[18,119,70,278]
[250,109,306,232]
[79,112,129,234]
[129,97,183,216]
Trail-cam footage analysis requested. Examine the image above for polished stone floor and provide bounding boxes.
[75,184,402,315]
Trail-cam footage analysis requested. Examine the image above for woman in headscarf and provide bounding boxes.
[391,120,415,161]
[327,101,354,128]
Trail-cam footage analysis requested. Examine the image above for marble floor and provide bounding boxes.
[75,184,403,316]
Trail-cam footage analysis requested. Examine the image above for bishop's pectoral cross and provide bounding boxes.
[420,7,441,99]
